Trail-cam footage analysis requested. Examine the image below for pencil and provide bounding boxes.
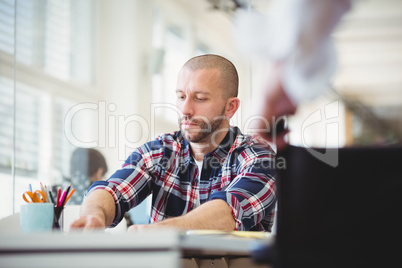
[48,190,55,204]
[40,182,45,193]
[40,182,47,202]
[44,185,50,203]
[64,188,75,205]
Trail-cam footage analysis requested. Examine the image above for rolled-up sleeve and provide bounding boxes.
[209,152,276,231]
[85,143,160,227]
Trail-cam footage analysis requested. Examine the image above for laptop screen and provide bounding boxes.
[276,145,402,267]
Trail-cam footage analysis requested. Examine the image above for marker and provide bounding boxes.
[56,187,61,207]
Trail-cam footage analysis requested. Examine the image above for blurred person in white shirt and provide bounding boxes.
[235,0,353,150]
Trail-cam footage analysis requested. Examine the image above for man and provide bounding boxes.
[70,54,276,232]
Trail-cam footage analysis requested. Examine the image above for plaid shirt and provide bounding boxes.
[87,126,277,231]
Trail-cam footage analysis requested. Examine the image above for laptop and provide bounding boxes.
[274,145,402,268]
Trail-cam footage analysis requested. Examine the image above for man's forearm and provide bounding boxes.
[179,199,236,230]
[129,199,236,232]
[77,189,116,228]
[81,190,116,226]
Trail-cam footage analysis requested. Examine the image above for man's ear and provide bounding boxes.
[225,97,240,119]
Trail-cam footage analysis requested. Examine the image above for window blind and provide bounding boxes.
[0,0,95,84]
[0,77,40,176]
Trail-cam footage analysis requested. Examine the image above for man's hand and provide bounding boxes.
[69,215,106,231]
[68,189,116,232]
[250,63,297,152]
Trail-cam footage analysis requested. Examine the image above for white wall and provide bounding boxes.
[95,0,252,177]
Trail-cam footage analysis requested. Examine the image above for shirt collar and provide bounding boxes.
[178,126,241,165]
[208,126,240,164]
[176,131,192,166]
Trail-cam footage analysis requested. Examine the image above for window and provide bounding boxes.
[0,0,95,84]
[0,0,97,219]
[0,78,40,178]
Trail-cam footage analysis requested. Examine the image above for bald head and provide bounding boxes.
[182,54,239,99]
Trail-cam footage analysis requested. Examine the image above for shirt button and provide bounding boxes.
[194,179,198,183]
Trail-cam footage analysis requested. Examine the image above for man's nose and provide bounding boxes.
[181,97,194,117]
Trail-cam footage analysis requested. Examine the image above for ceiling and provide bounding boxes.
[333,0,402,107]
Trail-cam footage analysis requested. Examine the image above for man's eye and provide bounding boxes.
[196,98,206,101]
[177,95,185,100]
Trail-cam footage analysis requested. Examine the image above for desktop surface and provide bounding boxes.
[0,230,273,268]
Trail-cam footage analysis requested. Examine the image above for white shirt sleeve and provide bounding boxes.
[234,0,352,104]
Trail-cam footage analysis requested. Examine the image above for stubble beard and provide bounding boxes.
[179,108,227,144]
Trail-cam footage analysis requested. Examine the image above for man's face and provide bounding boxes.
[176,68,229,144]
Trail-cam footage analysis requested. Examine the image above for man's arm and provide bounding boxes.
[69,189,116,231]
[128,199,235,232]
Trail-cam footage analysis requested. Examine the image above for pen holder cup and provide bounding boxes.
[53,207,64,231]
[20,203,54,234]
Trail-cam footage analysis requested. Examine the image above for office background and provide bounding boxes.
[1,0,401,220]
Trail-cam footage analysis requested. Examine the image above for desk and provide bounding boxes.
[0,230,273,268]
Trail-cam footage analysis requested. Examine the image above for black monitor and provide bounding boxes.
[276,145,402,268]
